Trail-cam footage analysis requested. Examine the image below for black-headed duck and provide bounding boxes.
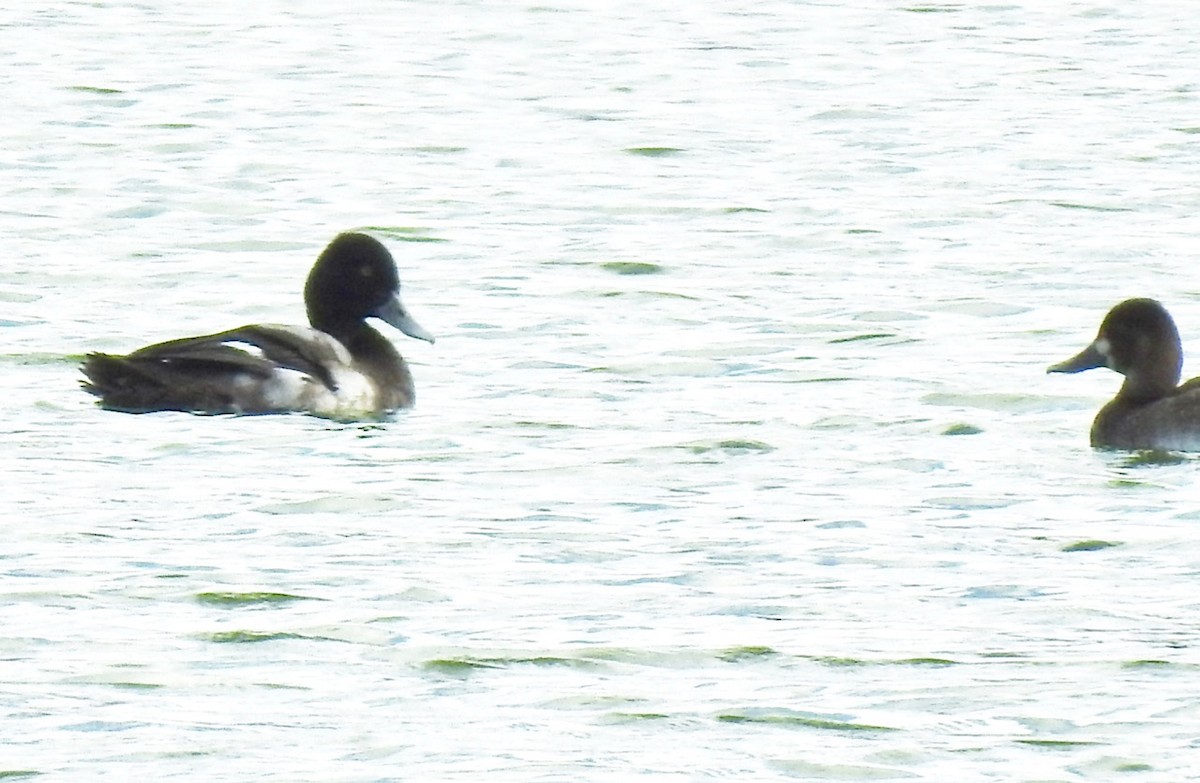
[82,232,434,419]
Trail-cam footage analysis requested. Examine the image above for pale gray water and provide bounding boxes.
[3,2,1200,780]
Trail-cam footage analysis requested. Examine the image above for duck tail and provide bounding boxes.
[80,353,165,410]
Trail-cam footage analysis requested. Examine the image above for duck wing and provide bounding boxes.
[127,325,345,392]
[82,325,350,413]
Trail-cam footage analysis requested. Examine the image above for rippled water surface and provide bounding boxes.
[4,2,1200,780]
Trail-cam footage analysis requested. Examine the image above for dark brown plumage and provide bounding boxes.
[1048,298,1200,450]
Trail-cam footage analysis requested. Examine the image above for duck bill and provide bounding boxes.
[373,293,435,344]
[1047,342,1106,374]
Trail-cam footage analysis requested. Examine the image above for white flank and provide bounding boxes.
[221,341,267,359]
[244,327,376,417]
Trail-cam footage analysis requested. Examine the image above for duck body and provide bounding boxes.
[1084,380,1200,451]
[1048,297,1200,451]
[82,232,433,419]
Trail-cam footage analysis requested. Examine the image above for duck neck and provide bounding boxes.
[1118,349,1181,403]
[313,316,385,357]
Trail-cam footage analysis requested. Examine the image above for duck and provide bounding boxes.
[81,231,434,419]
[1047,297,1200,450]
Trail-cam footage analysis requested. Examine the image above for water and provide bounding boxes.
[4,2,1200,780]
